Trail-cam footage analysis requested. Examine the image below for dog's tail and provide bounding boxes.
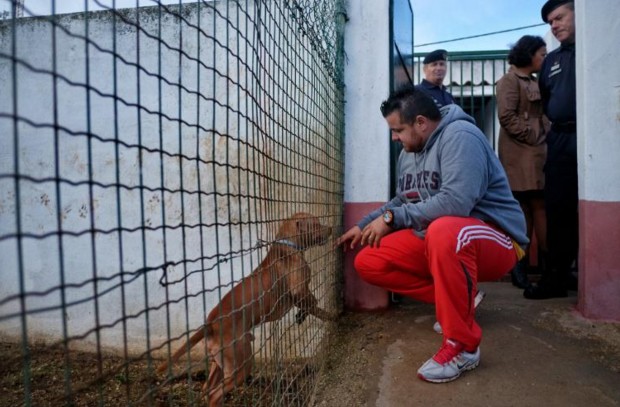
[157,324,213,374]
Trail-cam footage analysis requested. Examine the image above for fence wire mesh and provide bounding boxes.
[0,0,346,405]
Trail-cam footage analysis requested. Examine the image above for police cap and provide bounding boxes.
[541,0,571,23]
[423,49,448,64]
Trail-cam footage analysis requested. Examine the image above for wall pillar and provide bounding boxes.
[342,0,391,311]
[575,0,620,320]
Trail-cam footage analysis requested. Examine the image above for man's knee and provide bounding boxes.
[353,249,372,276]
[354,248,385,283]
[426,217,459,252]
[427,216,454,235]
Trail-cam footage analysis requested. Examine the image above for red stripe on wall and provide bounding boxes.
[343,202,390,311]
[578,200,620,321]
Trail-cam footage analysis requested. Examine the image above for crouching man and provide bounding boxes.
[336,86,528,383]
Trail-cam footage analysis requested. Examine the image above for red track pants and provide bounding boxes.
[354,216,518,350]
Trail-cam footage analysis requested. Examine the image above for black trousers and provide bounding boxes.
[544,129,578,284]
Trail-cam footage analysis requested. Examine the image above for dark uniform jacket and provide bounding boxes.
[539,43,576,127]
[539,43,577,182]
[415,79,456,108]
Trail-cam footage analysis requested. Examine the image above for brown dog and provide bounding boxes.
[157,212,337,406]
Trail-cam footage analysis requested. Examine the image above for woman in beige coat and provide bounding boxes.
[497,35,550,289]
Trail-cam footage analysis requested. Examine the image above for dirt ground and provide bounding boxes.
[3,282,620,406]
[310,309,402,406]
[0,340,316,406]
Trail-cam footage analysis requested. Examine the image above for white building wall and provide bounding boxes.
[344,0,391,204]
[0,3,258,353]
[576,0,620,202]
[0,1,337,354]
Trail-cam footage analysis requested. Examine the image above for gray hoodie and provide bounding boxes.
[359,104,529,246]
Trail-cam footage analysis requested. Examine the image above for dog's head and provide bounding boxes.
[276,212,332,250]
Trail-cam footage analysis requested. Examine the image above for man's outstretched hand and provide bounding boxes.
[334,225,362,252]
[335,218,391,251]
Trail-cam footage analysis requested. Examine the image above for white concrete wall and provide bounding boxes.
[0,1,339,355]
[576,0,620,202]
[344,0,391,204]
[0,2,261,354]
[575,0,620,321]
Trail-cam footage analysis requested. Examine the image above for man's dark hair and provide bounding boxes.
[508,35,547,68]
[380,86,441,123]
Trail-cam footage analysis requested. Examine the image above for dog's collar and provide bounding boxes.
[273,239,302,250]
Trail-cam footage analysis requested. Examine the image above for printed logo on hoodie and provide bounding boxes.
[398,170,440,202]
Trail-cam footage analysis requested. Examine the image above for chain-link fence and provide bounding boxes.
[0,0,346,405]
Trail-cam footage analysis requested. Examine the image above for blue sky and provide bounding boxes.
[2,0,552,52]
[411,0,551,52]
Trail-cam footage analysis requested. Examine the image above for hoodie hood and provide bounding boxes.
[422,104,477,152]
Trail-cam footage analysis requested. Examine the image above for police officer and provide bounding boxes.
[415,49,457,108]
[524,0,577,299]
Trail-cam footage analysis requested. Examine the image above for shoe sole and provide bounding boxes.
[417,360,480,383]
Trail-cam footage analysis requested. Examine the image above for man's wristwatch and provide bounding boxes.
[382,210,394,226]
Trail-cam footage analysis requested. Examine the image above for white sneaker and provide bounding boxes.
[417,339,480,383]
[433,289,486,335]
